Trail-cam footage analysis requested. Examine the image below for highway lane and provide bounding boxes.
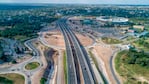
[63,23,95,84]
[62,23,81,83]
[64,23,97,84]
[58,18,96,84]
[57,22,78,84]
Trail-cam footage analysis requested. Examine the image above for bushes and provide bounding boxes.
[0,23,41,38]
[127,48,149,67]
[115,50,149,83]
[136,38,149,49]
[101,37,122,44]
[40,78,47,84]
[0,77,13,84]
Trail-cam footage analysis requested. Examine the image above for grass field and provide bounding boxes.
[115,50,149,84]
[63,51,68,84]
[0,73,25,84]
[101,37,122,44]
[25,62,40,70]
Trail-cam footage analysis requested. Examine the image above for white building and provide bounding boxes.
[96,16,129,23]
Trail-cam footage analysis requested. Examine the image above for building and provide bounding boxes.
[133,25,145,30]
[119,26,129,30]
[128,29,135,33]
[96,16,129,23]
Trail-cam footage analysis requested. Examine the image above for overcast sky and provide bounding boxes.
[0,0,149,5]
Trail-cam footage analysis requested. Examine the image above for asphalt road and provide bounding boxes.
[110,51,121,84]
[57,18,96,84]
[57,21,78,84]
[0,38,43,84]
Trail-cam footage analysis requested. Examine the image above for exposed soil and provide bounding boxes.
[43,30,93,48]
[91,43,116,84]
[31,42,48,84]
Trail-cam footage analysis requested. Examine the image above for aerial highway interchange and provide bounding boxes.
[0,17,121,84]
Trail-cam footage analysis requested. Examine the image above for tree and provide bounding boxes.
[12,60,17,64]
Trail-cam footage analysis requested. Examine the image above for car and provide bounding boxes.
[11,69,15,71]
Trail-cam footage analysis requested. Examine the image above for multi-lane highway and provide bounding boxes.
[57,21,79,84]
[57,18,100,84]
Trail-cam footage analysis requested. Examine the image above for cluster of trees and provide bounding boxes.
[0,4,44,10]
[126,48,149,67]
[0,23,38,37]
[0,15,57,39]
[0,41,3,58]
[136,38,149,49]
[0,54,13,62]
[66,6,149,18]
[0,77,13,84]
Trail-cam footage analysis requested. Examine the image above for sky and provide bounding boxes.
[0,0,149,5]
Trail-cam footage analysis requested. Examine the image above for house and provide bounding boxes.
[133,25,145,30]
[128,29,135,33]
[119,26,129,30]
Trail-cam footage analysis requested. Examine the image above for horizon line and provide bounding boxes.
[0,3,149,6]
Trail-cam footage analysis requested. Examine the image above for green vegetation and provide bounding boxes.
[133,37,149,51]
[0,15,57,42]
[129,18,149,25]
[101,37,122,44]
[0,41,3,58]
[0,77,13,84]
[129,17,149,32]
[126,36,136,41]
[145,25,149,31]
[0,73,25,84]
[127,48,149,67]
[40,77,47,84]
[11,60,17,64]
[14,35,37,42]
[63,52,68,84]
[115,49,149,84]
[25,62,40,70]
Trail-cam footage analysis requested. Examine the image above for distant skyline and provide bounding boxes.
[0,0,149,5]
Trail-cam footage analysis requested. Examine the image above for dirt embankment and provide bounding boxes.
[43,30,93,48]
[91,44,116,84]
[31,41,58,84]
